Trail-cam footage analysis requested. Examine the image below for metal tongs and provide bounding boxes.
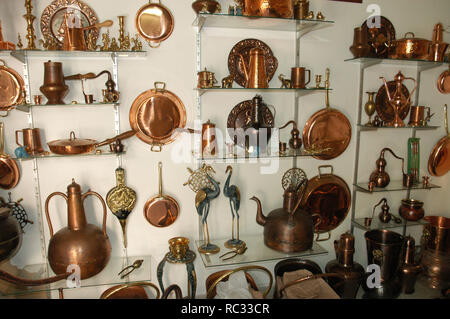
[219,243,247,261]
[118,259,144,279]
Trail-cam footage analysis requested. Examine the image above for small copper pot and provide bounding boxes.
[399,199,424,222]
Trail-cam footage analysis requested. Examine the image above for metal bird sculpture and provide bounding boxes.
[223,166,244,249]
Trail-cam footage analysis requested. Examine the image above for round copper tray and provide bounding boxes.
[428,106,450,177]
[129,82,186,150]
[438,69,450,94]
[40,0,98,45]
[0,61,24,110]
[228,39,278,88]
[226,99,275,149]
[361,16,396,58]
[375,81,410,123]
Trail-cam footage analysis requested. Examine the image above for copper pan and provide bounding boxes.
[428,105,450,176]
[302,69,351,160]
[47,130,135,155]
[100,282,161,299]
[0,123,20,190]
[0,60,25,117]
[437,66,450,94]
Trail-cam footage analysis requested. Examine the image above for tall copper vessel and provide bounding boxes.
[398,236,422,294]
[45,179,111,279]
[240,48,269,88]
[350,27,371,58]
[422,216,450,253]
[40,61,69,105]
[244,0,293,18]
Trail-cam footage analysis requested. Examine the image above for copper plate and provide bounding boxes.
[361,16,396,58]
[428,105,450,177]
[129,82,186,149]
[228,39,278,88]
[226,99,275,149]
[0,61,25,111]
[135,0,174,47]
[375,81,410,123]
[437,69,450,94]
[40,0,98,45]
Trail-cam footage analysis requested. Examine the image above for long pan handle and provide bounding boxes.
[445,104,448,136]
[96,130,136,148]
[325,68,330,109]
[0,122,4,154]
[158,162,163,196]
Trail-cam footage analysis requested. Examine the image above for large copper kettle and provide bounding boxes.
[45,179,111,279]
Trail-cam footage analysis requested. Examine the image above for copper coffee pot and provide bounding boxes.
[240,48,269,88]
[40,61,69,105]
[369,147,409,188]
[45,179,111,279]
[279,120,302,149]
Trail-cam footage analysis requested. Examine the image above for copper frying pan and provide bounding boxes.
[0,122,20,190]
[437,66,450,94]
[428,104,450,177]
[0,60,25,117]
[302,69,351,160]
[144,162,179,227]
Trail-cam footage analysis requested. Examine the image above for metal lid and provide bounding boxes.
[67,178,81,194]
[48,131,97,148]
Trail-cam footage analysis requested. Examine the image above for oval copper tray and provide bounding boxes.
[40,0,98,45]
[428,135,450,176]
[375,81,410,123]
[226,99,275,148]
[0,62,24,110]
[135,1,174,47]
[228,39,278,88]
[129,83,186,148]
[361,16,396,58]
[438,69,450,94]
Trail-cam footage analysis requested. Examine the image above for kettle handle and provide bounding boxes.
[404,76,418,104]
[45,192,69,238]
[82,191,108,237]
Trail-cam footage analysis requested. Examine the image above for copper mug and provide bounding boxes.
[408,106,430,127]
[291,67,311,89]
[197,69,217,89]
[15,128,45,155]
[40,61,69,105]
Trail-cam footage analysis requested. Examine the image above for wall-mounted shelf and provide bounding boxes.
[14,150,124,161]
[10,50,147,63]
[352,216,426,232]
[195,87,331,97]
[357,124,440,132]
[15,102,118,113]
[345,57,448,72]
[354,180,441,193]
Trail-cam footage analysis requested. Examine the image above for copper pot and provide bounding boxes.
[350,27,371,58]
[422,216,450,253]
[244,0,293,18]
[0,207,21,263]
[45,179,111,279]
[420,249,450,289]
[399,199,424,222]
[388,32,431,60]
[192,0,221,14]
[40,61,69,105]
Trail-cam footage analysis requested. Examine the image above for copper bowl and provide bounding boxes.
[192,0,221,14]
[399,199,425,222]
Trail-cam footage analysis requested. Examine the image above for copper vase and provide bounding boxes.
[201,120,217,157]
[40,61,69,105]
[350,27,371,58]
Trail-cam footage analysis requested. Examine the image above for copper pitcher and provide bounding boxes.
[40,61,69,105]
[45,179,111,279]
[202,120,217,158]
[15,128,45,156]
[240,48,268,88]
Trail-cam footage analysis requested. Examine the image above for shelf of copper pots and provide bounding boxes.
[9,50,147,63]
[0,255,151,297]
[354,180,441,193]
[352,215,427,232]
[16,102,119,113]
[358,124,440,132]
[14,149,125,162]
[192,13,334,36]
[195,87,331,97]
[345,57,449,72]
[195,234,327,268]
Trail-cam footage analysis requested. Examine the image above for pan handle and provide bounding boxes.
[444,104,449,136]
[315,231,331,242]
[153,82,166,92]
[45,192,69,238]
[95,130,136,148]
[148,41,161,49]
[158,162,163,196]
[318,165,333,178]
[82,190,108,237]
[0,110,10,118]
[151,143,162,152]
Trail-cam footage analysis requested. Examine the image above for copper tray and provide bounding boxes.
[438,69,450,94]
[0,60,25,112]
[226,99,275,149]
[375,81,410,123]
[228,39,278,88]
[428,105,450,177]
[129,82,186,151]
[361,16,396,58]
[40,0,99,46]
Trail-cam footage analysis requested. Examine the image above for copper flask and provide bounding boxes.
[202,120,217,158]
[240,48,268,88]
[45,179,111,279]
[40,61,69,105]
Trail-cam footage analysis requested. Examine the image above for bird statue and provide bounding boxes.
[223,166,244,249]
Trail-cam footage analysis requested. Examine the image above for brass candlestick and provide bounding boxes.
[118,16,126,50]
[23,0,37,50]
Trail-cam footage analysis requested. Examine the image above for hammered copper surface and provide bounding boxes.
[437,69,450,94]
[388,33,431,60]
[0,123,20,190]
[244,0,293,18]
[228,39,278,88]
[0,62,25,110]
[135,1,174,46]
[375,81,410,123]
[361,16,396,58]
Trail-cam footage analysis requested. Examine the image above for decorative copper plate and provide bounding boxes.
[428,105,450,177]
[437,69,450,94]
[375,81,410,123]
[361,16,396,58]
[228,39,278,88]
[129,82,186,150]
[0,61,24,111]
[40,0,98,45]
[226,99,275,148]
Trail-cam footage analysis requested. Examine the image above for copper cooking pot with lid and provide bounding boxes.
[388,32,431,60]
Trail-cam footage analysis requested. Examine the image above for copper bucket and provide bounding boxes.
[423,216,450,253]
[15,128,45,156]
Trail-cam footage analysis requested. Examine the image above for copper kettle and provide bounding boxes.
[45,179,111,279]
[240,48,268,88]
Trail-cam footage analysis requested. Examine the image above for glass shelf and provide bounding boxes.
[193,13,334,34]
[358,124,440,132]
[195,234,327,268]
[0,255,152,297]
[345,57,448,71]
[10,50,147,63]
[352,215,425,231]
[14,150,124,161]
[195,87,330,96]
[16,102,118,113]
[354,180,441,193]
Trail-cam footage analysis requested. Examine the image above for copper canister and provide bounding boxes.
[40,61,69,105]
[422,216,450,253]
[408,106,426,127]
[244,0,293,18]
[202,120,217,158]
[15,128,45,155]
[291,67,311,89]
[197,69,217,89]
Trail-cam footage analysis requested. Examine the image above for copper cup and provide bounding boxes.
[408,106,426,127]
[15,128,45,155]
[294,0,309,20]
[291,67,311,89]
[197,69,217,89]
[279,142,287,154]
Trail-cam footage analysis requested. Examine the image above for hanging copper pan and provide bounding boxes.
[437,66,450,94]
[0,123,20,190]
[302,69,351,160]
[0,60,25,117]
[428,104,450,177]
[129,82,186,152]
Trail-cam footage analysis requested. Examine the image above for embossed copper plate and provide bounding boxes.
[375,81,410,123]
[0,60,24,111]
[40,0,98,45]
[228,39,278,88]
[129,82,186,150]
[361,16,396,58]
[226,99,275,148]
[437,69,450,94]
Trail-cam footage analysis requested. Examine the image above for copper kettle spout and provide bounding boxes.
[380,76,392,102]
[250,196,266,226]
[239,54,249,83]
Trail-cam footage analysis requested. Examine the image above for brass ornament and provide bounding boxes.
[221,75,233,88]
[17,34,23,50]
[278,74,292,89]
[109,37,120,51]
[86,31,99,51]
[131,34,142,51]
[183,164,215,194]
[100,30,110,51]
[23,0,37,50]
[39,37,59,51]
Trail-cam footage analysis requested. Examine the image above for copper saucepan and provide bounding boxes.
[47,130,135,155]
[0,122,20,190]
[428,104,450,177]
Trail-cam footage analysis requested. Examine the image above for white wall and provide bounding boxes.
[0,0,449,299]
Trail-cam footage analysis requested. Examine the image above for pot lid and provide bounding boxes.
[67,178,82,194]
[48,131,97,147]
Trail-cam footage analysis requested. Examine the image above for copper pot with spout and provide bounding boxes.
[40,61,69,105]
[240,48,268,88]
[45,179,111,279]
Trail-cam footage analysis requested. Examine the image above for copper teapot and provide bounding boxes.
[240,48,268,88]
[45,179,111,279]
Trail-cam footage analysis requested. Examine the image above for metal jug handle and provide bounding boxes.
[81,190,108,237]
[15,130,23,147]
[404,76,418,104]
[148,41,161,49]
[0,110,10,118]
[318,165,333,178]
[45,192,69,238]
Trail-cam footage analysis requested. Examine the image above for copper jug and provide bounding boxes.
[15,128,45,156]
[40,61,69,105]
[240,48,268,88]
[45,179,111,279]
[201,120,217,157]
[398,236,422,294]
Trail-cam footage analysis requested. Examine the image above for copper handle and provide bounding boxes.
[45,192,69,238]
[371,198,387,220]
[404,76,418,104]
[404,32,415,38]
[280,273,347,294]
[315,231,331,242]
[0,122,4,154]
[69,131,76,141]
[100,282,161,299]
[154,82,166,92]
[158,162,163,196]
[96,130,136,148]
[151,143,162,152]
[305,69,311,86]
[444,104,449,136]
[81,191,108,237]
[0,110,10,118]
[318,165,333,178]
[279,120,297,131]
[162,284,183,299]
[382,147,405,175]
[15,130,23,147]
[148,41,161,49]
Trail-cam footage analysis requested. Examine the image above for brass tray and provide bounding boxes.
[40,0,99,45]
[375,81,410,123]
[228,38,278,88]
[361,16,396,58]
[0,60,25,111]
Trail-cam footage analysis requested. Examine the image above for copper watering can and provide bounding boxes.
[240,48,268,88]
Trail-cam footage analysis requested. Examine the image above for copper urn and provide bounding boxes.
[40,61,69,105]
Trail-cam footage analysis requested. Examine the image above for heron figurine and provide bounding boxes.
[223,166,244,249]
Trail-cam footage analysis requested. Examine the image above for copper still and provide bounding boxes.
[279,120,302,149]
[398,236,422,294]
[240,48,269,89]
[243,0,294,18]
[325,232,365,299]
[40,61,69,105]
[369,147,409,188]
[45,179,111,279]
